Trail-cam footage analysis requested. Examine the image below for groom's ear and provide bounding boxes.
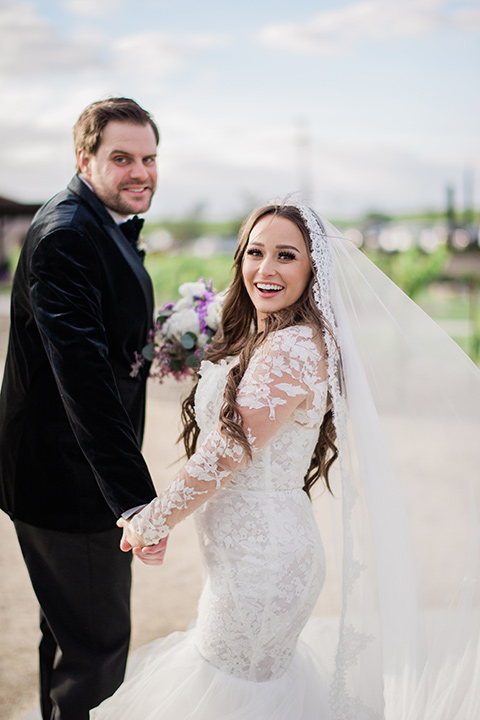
[77,149,91,179]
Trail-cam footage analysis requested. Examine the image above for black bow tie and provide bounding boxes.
[119,216,145,259]
[119,215,144,244]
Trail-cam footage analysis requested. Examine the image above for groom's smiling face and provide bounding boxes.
[77,120,158,216]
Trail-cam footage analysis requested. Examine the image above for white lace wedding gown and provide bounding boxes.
[91,325,333,719]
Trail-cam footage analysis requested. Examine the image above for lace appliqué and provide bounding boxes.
[130,428,246,544]
[237,326,328,449]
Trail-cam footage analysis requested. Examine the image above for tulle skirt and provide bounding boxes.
[90,619,333,720]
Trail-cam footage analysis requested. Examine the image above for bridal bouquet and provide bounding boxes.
[131,279,225,382]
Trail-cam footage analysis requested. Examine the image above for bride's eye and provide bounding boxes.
[246,248,262,257]
[278,251,296,261]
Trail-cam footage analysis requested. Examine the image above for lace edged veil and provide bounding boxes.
[292,202,480,719]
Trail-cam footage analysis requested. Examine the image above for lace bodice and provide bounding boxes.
[130,325,328,544]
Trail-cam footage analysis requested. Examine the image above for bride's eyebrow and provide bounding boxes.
[247,241,300,251]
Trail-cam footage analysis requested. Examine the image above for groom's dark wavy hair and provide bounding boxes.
[180,204,338,498]
[73,97,160,172]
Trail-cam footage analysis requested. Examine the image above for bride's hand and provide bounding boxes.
[117,516,147,550]
[132,537,168,566]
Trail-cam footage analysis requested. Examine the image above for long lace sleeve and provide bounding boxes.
[130,326,327,544]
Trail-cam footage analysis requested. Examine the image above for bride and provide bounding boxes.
[91,201,480,719]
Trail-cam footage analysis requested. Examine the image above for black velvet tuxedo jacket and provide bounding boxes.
[0,175,157,532]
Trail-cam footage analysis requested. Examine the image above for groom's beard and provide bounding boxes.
[97,182,156,216]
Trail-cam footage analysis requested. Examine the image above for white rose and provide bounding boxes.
[197,332,210,348]
[172,297,191,312]
[178,281,207,300]
[205,291,226,330]
[163,308,200,340]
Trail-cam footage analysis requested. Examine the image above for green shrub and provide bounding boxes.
[145,254,233,306]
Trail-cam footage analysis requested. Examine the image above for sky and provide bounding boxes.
[0,0,479,220]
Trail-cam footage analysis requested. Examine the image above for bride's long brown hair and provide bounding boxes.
[180,204,338,497]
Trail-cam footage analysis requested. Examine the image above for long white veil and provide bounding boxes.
[295,204,480,719]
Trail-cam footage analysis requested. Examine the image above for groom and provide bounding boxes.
[0,98,165,719]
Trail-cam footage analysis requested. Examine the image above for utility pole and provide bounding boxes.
[463,166,474,227]
[446,184,456,245]
[295,118,313,203]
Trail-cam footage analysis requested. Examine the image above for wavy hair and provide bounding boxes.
[180,204,338,496]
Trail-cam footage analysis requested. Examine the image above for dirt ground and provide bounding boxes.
[0,308,203,720]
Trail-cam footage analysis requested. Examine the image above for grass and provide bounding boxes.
[145,253,233,306]
[415,283,480,358]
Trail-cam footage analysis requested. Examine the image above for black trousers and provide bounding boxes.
[15,520,132,720]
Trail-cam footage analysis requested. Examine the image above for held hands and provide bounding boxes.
[117,516,168,566]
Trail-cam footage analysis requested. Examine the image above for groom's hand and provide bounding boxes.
[117,517,168,565]
[117,516,146,550]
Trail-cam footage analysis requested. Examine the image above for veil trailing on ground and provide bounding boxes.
[290,201,480,719]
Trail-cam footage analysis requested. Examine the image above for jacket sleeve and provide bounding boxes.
[129,327,327,544]
[29,228,156,516]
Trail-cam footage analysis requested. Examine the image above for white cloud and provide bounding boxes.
[257,0,478,54]
[452,7,480,31]
[145,112,466,219]
[0,3,226,84]
[64,0,122,17]
[0,3,104,77]
[111,31,227,82]
[0,76,115,129]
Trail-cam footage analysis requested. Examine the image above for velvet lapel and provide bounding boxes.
[67,176,154,320]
